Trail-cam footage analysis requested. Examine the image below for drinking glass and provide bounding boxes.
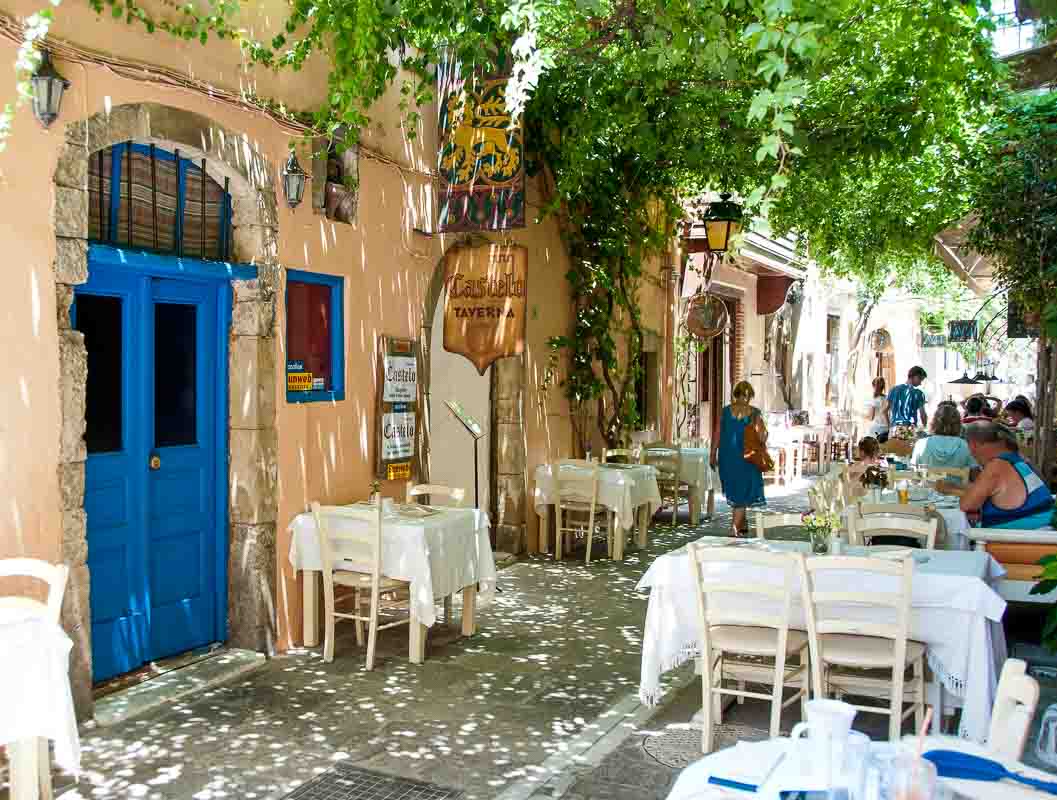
[888,753,938,800]
[897,482,910,504]
[840,731,870,799]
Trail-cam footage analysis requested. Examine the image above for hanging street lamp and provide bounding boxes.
[282,151,309,208]
[699,192,743,253]
[30,50,70,128]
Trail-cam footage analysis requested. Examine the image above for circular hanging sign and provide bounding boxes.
[869,328,891,351]
[686,293,729,341]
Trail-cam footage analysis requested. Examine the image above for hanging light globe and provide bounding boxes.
[30,50,70,128]
[282,151,309,208]
[699,193,743,253]
[686,293,729,341]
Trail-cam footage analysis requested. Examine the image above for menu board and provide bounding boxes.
[374,336,421,481]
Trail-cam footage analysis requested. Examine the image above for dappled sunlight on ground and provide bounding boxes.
[49,488,813,800]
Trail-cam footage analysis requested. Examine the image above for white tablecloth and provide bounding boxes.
[637,539,1008,742]
[0,615,80,774]
[666,735,1052,800]
[533,463,661,530]
[288,507,496,628]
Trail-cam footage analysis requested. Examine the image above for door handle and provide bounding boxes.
[149,454,161,470]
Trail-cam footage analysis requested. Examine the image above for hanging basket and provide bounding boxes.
[686,293,729,341]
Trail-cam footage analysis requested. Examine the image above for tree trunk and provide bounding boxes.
[1034,331,1056,489]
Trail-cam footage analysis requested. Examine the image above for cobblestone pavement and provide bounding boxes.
[36,486,818,800]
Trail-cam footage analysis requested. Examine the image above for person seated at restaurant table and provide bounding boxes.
[1005,398,1035,431]
[848,435,885,480]
[887,366,928,430]
[911,403,975,480]
[936,421,1054,529]
[961,394,992,425]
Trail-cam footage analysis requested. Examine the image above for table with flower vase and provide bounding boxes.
[665,734,1053,800]
[638,538,1008,742]
[289,504,496,660]
[0,610,81,800]
[533,462,661,559]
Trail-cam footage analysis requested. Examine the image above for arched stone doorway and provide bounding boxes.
[54,102,279,716]
[418,244,528,553]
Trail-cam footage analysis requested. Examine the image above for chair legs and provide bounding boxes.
[322,577,336,664]
[365,600,379,671]
[8,738,52,800]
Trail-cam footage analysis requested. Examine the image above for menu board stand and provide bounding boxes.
[374,336,421,482]
[445,400,486,509]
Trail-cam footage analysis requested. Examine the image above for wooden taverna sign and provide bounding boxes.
[443,243,528,374]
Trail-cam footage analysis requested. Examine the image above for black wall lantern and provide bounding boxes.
[282,151,309,208]
[700,192,743,253]
[30,50,69,129]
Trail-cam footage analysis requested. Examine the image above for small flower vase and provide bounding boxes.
[869,488,883,504]
[810,527,831,555]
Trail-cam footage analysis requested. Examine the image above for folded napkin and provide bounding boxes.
[707,739,788,792]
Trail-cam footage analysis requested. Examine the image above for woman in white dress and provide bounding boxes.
[865,377,890,442]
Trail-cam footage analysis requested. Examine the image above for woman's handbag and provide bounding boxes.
[743,415,775,473]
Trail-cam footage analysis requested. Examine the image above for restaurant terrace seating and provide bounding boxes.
[554,460,613,564]
[644,442,689,525]
[754,512,806,540]
[847,509,938,549]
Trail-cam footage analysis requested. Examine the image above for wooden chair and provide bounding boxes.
[644,442,688,525]
[920,466,971,484]
[755,512,806,541]
[848,509,938,549]
[858,502,930,519]
[310,501,412,668]
[405,482,466,507]
[0,558,70,800]
[554,460,613,565]
[603,448,640,464]
[689,545,809,752]
[988,658,1040,760]
[798,554,926,742]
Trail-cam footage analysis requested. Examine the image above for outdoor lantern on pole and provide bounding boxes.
[282,151,309,208]
[30,50,69,128]
[699,193,743,253]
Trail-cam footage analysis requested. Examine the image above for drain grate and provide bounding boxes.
[283,764,464,800]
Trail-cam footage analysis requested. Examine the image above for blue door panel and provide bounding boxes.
[79,254,222,682]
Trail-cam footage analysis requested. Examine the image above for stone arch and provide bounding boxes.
[53,102,280,717]
[419,243,528,554]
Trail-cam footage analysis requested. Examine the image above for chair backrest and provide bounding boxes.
[755,512,806,540]
[689,545,800,636]
[0,558,69,624]
[989,658,1040,760]
[643,442,681,483]
[848,509,938,549]
[405,482,466,507]
[923,466,971,483]
[603,448,639,464]
[554,460,600,510]
[858,502,930,519]
[629,429,657,446]
[310,501,383,580]
[799,555,914,693]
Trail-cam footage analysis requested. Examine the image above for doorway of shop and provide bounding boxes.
[74,248,232,682]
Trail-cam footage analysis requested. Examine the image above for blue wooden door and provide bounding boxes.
[77,266,220,682]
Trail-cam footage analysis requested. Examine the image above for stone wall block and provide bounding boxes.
[56,284,74,330]
[54,237,89,285]
[230,335,276,429]
[493,356,524,400]
[81,104,148,153]
[227,523,277,653]
[59,330,87,463]
[232,278,263,303]
[495,390,523,424]
[231,225,279,266]
[495,423,526,472]
[229,428,279,524]
[54,146,88,190]
[61,565,93,721]
[494,523,524,556]
[61,509,88,566]
[232,301,269,337]
[493,474,526,525]
[54,187,88,239]
[58,462,86,511]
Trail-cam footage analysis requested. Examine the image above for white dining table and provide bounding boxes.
[665,735,1054,800]
[533,462,661,559]
[644,447,715,523]
[0,612,81,799]
[637,538,1008,742]
[288,505,496,661]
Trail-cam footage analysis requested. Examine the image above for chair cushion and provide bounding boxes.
[333,570,408,591]
[709,625,809,657]
[820,634,925,668]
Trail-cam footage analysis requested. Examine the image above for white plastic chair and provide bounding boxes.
[847,508,938,549]
[644,442,688,525]
[405,483,466,507]
[689,545,809,752]
[0,558,70,800]
[799,554,926,741]
[990,658,1039,760]
[310,502,412,668]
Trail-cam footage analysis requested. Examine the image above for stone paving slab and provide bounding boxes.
[30,489,815,800]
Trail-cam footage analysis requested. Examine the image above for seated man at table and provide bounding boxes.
[937,422,1054,529]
